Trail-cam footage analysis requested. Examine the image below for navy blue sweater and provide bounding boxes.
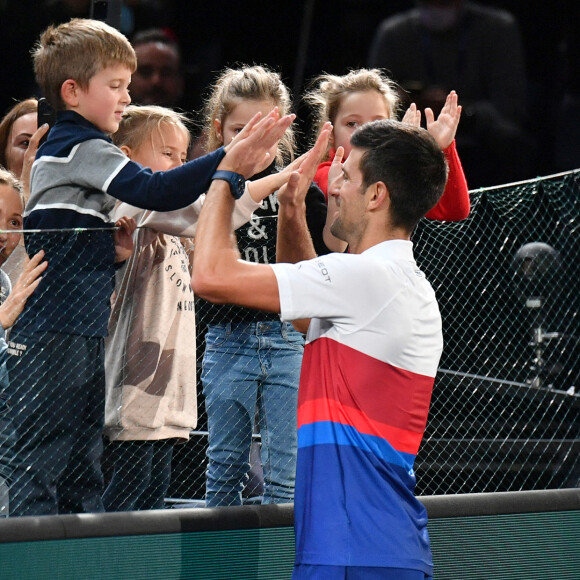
[17,111,225,337]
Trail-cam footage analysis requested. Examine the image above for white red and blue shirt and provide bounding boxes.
[271,239,442,575]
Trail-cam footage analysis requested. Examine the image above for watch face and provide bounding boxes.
[230,173,245,198]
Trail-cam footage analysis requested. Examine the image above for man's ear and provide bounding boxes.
[61,79,80,108]
[368,181,389,210]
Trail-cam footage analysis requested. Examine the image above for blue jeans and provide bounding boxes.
[201,321,303,507]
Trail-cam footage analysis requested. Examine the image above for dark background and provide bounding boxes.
[1,0,579,180]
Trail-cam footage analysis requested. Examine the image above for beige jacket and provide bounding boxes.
[104,188,259,441]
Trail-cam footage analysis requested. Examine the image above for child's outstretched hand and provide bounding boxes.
[401,91,462,150]
[401,102,421,127]
[0,250,47,330]
[220,108,295,178]
[424,90,462,150]
[247,149,311,203]
[277,122,332,208]
[114,216,137,263]
[249,129,328,204]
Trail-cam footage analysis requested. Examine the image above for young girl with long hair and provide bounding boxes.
[199,64,329,507]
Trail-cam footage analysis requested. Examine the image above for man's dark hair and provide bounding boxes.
[351,119,448,231]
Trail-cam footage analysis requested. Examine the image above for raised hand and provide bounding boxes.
[246,151,304,202]
[220,108,296,178]
[327,145,344,191]
[0,250,47,330]
[424,90,462,150]
[401,102,421,127]
[323,146,348,253]
[277,122,332,207]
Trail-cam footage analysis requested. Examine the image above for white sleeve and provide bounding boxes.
[111,183,260,237]
[271,253,373,323]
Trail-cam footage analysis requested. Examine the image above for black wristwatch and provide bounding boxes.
[211,170,246,199]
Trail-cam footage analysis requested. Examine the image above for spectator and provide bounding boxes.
[303,68,469,253]
[0,169,47,517]
[368,0,534,188]
[0,98,49,287]
[102,104,301,511]
[198,64,329,507]
[0,99,38,185]
[129,28,185,108]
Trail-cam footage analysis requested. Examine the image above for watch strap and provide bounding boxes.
[211,170,245,199]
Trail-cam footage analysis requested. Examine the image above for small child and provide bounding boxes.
[0,168,47,517]
[3,18,287,517]
[0,170,47,369]
[103,104,294,511]
[198,64,329,507]
[303,68,470,252]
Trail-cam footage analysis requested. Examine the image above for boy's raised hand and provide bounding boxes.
[219,108,295,178]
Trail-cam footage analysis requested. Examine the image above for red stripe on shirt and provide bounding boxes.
[297,397,424,454]
[298,337,435,441]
